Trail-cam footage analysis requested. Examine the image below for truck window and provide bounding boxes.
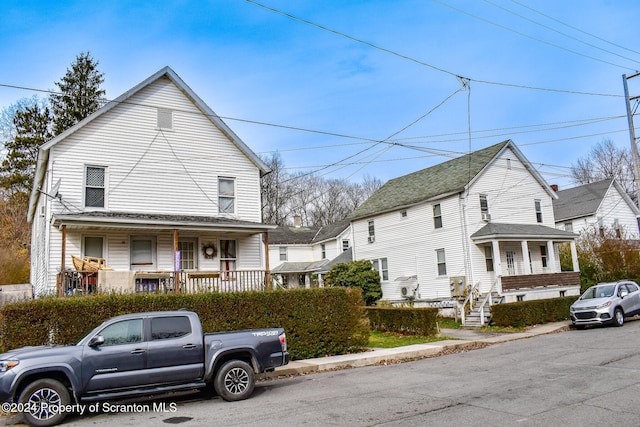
[151,316,191,340]
[100,319,143,346]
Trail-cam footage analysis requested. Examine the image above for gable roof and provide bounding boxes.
[268,218,351,245]
[553,179,640,222]
[28,66,270,222]
[349,140,554,220]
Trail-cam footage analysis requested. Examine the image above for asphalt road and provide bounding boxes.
[12,320,640,426]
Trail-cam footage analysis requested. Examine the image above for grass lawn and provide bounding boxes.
[368,330,447,348]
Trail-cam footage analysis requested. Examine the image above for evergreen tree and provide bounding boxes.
[50,52,105,135]
[0,103,53,196]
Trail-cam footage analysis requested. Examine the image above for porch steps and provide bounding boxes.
[463,292,502,327]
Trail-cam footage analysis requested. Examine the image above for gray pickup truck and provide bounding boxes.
[0,310,289,426]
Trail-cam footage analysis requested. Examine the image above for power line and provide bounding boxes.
[243,0,623,97]
[433,0,637,71]
[510,0,640,58]
[482,0,640,66]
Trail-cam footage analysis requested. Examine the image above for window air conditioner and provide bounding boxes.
[481,212,491,222]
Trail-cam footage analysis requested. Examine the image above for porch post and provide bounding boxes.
[521,240,532,274]
[546,241,557,271]
[570,240,580,272]
[491,240,501,276]
[173,229,180,293]
[264,232,272,290]
[59,224,67,297]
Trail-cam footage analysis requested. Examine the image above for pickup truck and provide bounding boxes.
[0,310,289,426]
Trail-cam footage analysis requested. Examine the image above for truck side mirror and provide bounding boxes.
[88,335,105,347]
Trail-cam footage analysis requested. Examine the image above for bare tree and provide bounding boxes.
[571,138,636,203]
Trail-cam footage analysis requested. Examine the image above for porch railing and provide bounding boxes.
[460,280,481,325]
[501,272,580,291]
[56,269,269,296]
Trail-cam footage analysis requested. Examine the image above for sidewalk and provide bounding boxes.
[263,321,572,379]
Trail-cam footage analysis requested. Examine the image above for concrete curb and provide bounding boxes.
[261,321,572,379]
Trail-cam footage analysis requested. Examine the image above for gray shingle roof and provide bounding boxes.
[552,179,612,222]
[349,140,511,220]
[268,218,350,245]
[471,223,576,241]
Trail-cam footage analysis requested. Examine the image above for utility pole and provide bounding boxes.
[622,73,640,208]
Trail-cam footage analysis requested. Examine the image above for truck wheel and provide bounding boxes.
[19,378,71,427]
[214,360,255,402]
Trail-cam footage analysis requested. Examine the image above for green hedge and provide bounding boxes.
[0,288,370,360]
[365,307,438,336]
[490,296,578,327]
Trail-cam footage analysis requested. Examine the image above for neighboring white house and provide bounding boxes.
[553,179,640,239]
[28,66,275,296]
[268,218,352,288]
[349,140,581,309]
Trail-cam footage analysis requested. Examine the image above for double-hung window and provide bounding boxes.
[368,220,375,243]
[535,200,543,223]
[436,249,447,276]
[433,204,442,229]
[279,246,287,261]
[372,258,388,281]
[485,246,494,272]
[220,240,237,271]
[85,166,106,208]
[218,177,235,214]
[540,245,548,268]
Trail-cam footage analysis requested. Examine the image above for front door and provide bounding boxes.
[506,250,516,275]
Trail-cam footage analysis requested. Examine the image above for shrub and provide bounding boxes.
[490,296,578,328]
[325,260,382,305]
[0,288,370,360]
[366,307,438,336]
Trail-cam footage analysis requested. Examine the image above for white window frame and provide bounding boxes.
[368,220,375,243]
[433,204,442,229]
[372,258,388,281]
[321,244,326,259]
[436,249,446,276]
[84,165,107,209]
[279,246,287,261]
[130,236,157,270]
[178,238,198,271]
[83,235,105,259]
[535,200,543,223]
[218,177,236,214]
[342,240,349,251]
[219,239,237,271]
[540,245,548,268]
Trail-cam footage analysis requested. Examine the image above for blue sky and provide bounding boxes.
[2,0,640,189]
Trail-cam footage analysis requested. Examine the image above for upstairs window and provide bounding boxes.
[564,222,573,232]
[218,177,235,214]
[535,200,543,223]
[85,166,105,208]
[321,244,326,259]
[433,204,442,229]
[342,240,349,251]
[480,194,489,213]
[279,246,287,261]
[368,220,375,243]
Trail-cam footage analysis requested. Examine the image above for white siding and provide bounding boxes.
[48,77,262,222]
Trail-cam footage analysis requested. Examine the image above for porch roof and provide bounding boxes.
[52,211,276,234]
[470,222,577,243]
[271,259,329,274]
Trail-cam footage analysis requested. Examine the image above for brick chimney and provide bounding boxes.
[293,214,302,228]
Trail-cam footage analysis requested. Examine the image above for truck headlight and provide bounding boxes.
[0,360,18,372]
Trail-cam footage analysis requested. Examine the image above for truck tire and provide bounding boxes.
[214,360,255,402]
[19,378,71,427]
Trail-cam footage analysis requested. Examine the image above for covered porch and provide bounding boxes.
[52,212,276,296]
[471,223,580,297]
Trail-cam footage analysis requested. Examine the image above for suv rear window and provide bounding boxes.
[151,316,191,340]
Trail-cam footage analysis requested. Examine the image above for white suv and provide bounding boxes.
[570,281,640,328]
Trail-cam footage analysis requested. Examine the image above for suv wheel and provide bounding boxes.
[613,308,625,327]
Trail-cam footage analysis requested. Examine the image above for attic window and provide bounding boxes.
[157,109,173,130]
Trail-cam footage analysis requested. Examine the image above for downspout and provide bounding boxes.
[459,190,475,290]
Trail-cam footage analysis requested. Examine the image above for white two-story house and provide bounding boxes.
[268,218,352,288]
[28,67,274,296]
[349,140,580,308]
[553,179,640,238]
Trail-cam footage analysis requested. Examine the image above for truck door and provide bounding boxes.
[145,315,204,384]
[81,318,150,393]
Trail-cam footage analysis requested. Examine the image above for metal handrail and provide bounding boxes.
[477,278,500,326]
[460,280,481,325]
